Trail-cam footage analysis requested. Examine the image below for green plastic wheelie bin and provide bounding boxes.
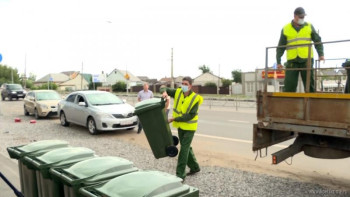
[134,98,179,159]
[49,156,138,197]
[7,140,69,197]
[79,170,199,197]
[23,147,95,197]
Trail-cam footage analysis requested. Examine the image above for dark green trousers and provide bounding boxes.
[176,128,200,179]
[284,61,315,92]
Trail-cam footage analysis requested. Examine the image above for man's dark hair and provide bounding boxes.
[182,76,193,85]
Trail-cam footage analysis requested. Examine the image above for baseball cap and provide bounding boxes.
[294,7,306,17]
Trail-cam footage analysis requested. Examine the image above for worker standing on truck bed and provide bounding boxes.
[277,7,325,92]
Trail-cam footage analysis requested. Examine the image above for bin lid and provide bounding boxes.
[63,156,135,182]
[95,171,190,197]
[18,140,69,153]
[134,98,164,115]
[36,147,95,167]
[7,140,69,159]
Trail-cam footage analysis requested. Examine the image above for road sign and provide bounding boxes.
[0,53,2,63]
[92,74,107,83]
[125,73,130,80]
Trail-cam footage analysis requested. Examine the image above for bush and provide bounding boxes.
[112,81,126,92]
[221,79,232,88]
[34,83,58,90]
[204,82,217,88]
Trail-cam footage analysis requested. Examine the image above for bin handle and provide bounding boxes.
[79,187,97,197]
[7,147,22,156]
[49,168,75,183]
[24,156,43,168]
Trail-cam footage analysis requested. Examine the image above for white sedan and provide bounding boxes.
[58,91,138,135]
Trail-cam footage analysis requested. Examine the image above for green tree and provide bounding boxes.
[112,81,126,92]
[198,65,211,74]
[38,83,58,90]
[221,79,232,87]
[0,64,20,84]
[89,82,103,90]
[231,69,242,83]
[204,82,217,88]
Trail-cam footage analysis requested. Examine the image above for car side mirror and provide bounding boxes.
[79,102,87,107]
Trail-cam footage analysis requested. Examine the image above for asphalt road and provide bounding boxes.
[186,105,350,179]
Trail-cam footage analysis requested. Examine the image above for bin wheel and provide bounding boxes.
[166,146,178,157]
[172,135,179,146]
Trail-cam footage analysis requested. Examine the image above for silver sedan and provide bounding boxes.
[58,91,138,135]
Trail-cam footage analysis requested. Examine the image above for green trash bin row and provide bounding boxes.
[8,140,199,197]
[7,140,69,197]
[134,98,179,159]
[79,171,199,197]
[49,156,138,197]
[23,147,96,197]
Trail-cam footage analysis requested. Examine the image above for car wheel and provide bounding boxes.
[1,95,4,101]
[24,106,29,116]
[34,108,40,119]
[60,112,70,126]
[87,117,98,135]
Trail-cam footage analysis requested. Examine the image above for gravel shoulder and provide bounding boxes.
[0,100,349,197]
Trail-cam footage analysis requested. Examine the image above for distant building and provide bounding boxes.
[35,73,70,86]
[58,73,91,91]
[61,71,80,79]
[241,69,285,96]
[137,76,158,85]
[103,69,142,87]
[193,72,222,87]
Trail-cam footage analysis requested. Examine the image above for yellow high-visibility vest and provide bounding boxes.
[283,23,313,60]
[172,88,203,131]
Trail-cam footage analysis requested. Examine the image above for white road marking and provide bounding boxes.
[228,120,250,124]
[171,130,288,148]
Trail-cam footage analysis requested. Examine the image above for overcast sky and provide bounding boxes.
[1,0,350,80]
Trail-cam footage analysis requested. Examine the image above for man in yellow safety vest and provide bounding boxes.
[161,76,203,180]
[277,7,325,92]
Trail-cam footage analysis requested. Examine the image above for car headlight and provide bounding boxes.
[96,112,114,119]
[11,91,16,94]
[39,104,48,109]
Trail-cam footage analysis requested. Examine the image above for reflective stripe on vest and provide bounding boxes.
[172,89,201,130]
[283,23,313,60]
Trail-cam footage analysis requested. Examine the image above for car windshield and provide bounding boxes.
[86,92,123,105]
[8,84,23,90]
[36,92,61,101]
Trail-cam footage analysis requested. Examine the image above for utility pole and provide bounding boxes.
[24,53,27,88]
[81,62,83,90]
[171,48,174,88]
